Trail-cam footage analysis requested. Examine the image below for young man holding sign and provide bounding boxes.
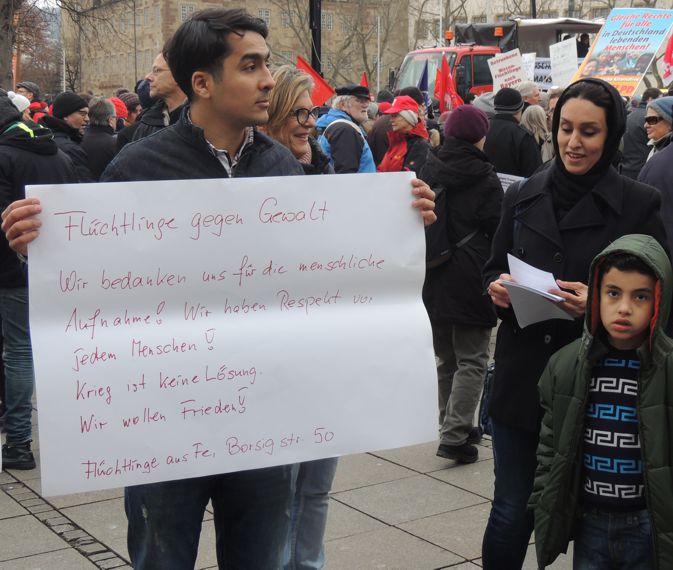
[2,8,436,568]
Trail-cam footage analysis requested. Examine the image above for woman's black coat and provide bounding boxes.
[482,166,668,433]
[421,137,503,328]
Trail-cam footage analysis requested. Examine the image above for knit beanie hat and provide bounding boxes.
[473,92,496,118]
[7,91,30,113]
[494,88,524,115]
[52,91,88,119]
[647,96,673,126]
[109,96,128,120]
[444,104,489,143]
[16,80,41,101]
[119,91,141,114]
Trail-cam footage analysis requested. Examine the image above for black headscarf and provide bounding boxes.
[549,78,626,219]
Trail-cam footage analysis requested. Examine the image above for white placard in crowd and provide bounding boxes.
[550,38,580,87]
[487,48,528,91]
[27,173,438,496]
[522,52,537,81]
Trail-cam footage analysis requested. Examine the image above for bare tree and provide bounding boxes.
[268,0,407,87]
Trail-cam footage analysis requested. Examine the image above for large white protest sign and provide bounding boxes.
[488,48,527,90]
[522,53,537,81]
[550,38,579,87]
[27,173,437,496]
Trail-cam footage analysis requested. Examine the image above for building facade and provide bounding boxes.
[62,0,410,95]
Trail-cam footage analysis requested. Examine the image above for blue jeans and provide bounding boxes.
[574,508,654,569]
[125,465,294,569]
[0,287,34,444]
[284,458,339,570]
[481,419,538,570]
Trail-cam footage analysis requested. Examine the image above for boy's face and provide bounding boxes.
[600,267,656,350]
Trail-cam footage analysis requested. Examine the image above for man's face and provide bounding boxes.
[63,108,89,135]
[345,96,370,124]
[524,87,541,106]
[546,95,559,130]
[207,32,275,129]
[16,87,34,101]
[146,54,179,100]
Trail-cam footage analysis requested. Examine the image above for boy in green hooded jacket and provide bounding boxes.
[530,234,673,570]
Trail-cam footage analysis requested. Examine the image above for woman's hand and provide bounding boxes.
[550,280,588,318]
[488,273,513,308]
[1,198,42,257]
[411,179,436,226]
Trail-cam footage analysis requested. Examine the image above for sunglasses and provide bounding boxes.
[645,116,665,125]
[291,107,320,126]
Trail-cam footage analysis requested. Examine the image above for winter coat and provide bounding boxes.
[102,107,304,183]
[39,114,94,182]
[316,108,376,173]
[638,141,673,257]
[482,166,668,433]
[0,99,78,287]
[484,114,542,177]
[81,124,117,181]
[378,122,430,175]
[421,137,502,327]
[621,105,648,179]
[530,234,673,570]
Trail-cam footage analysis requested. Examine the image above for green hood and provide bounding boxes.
[585,234,672,352]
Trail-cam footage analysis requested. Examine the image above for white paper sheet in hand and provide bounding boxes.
[503,254,573,328]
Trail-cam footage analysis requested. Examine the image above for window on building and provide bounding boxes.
[539,10,559,18]
[155,6,161,26]
[591,7,609,18]
[180,4,195,23]
[417,18,431,38]
[472,14,487,23]
[258,9,271,27]
[322,12,333,31]
[281,11,292,28]
[453,15,468,24]
[144,7,150,26]
[494,13,508,22]
[567,9,582,18]
[119,13,126,33]
[341,16,354,34]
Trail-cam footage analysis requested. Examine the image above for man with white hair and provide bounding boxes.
[316,84,376,173]
[516,81,541,109]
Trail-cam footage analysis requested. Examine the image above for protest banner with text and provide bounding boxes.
[27,173,437,496]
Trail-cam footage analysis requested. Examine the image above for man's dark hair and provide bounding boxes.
[642,87,661,104]
[597,252,656,287]
[164,8,268,100]
[398,86,424,105]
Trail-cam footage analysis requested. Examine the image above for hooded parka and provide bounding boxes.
[531,234,673,570]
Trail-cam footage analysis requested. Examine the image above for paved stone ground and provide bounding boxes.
[1,423,573,569]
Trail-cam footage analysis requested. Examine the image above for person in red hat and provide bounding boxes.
[377,95,430,174]
[109,96,129,132]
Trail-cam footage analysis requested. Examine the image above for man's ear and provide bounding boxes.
[192,71,212,100]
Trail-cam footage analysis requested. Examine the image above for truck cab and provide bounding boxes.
[393,45,501,99]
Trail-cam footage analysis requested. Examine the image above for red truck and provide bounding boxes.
[393,18,603,97]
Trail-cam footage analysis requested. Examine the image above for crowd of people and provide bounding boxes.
[1,6,673,570]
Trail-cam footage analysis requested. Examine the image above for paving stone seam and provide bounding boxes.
[0,477,130,568]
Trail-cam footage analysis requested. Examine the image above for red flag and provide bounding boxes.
[296,56,335,107]
[360,71,369,88]
[434,55,464,113]
[663,32,673,81]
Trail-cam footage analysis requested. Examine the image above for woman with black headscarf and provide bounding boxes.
[480,79,668,570]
